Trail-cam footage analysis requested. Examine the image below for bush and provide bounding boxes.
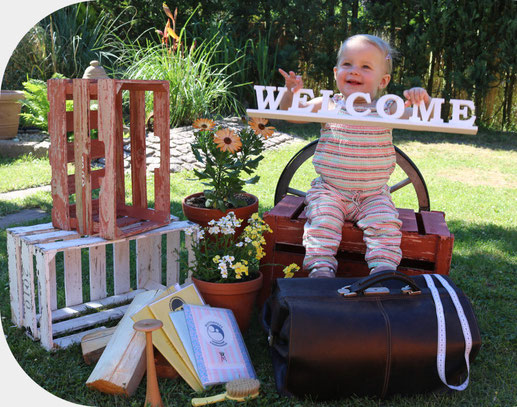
[114,8,243,127]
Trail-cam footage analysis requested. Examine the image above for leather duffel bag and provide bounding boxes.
[262,270,481,400]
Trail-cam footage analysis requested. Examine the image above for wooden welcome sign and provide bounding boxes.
[246,86,478,135]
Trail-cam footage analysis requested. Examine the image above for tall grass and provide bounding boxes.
[115,16,243,127]
[2,3,124,89]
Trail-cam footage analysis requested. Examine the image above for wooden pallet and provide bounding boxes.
[259,195,454,304]
[7,218,195,351]
[47,78,171,239]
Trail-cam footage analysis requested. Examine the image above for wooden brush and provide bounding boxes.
[191,378,260,406]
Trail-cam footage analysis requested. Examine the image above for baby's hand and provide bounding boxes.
[403,87,430,107]
[279,68,303,93]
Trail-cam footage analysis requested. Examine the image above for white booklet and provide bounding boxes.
[169,310,200,377]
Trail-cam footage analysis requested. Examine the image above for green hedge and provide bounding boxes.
[4,0,516,130]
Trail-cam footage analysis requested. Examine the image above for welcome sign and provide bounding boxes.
[246,86,478,135]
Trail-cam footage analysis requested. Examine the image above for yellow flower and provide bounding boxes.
[212,255,221,264]
[214,128,242,153]
[249,118,275,139]
[283,263,300,278]
[193,118,216,131]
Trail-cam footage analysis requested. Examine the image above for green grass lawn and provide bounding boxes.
[0,127,516,406]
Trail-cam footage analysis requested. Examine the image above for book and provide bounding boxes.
[147,283,206,385]
[169,310,199,377]
[183,304,256,386]
[131,286,204,392]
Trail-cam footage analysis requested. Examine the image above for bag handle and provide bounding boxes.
[346,270,421,296]
[424,274,473,391]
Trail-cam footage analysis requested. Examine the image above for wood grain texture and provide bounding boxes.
[86,290,160,396]
[48,79,70,230]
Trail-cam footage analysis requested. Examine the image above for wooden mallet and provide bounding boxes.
[133,319,164,407]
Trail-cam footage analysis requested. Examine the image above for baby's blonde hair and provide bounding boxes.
[336,34,394,74]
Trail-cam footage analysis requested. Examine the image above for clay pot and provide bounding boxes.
[0,91,25,140]
[192,272,263,333]
[182,192,259,237]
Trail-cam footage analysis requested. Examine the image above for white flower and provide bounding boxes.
[236,242,244,247]
[208,226,220,235]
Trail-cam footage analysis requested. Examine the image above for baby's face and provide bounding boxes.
[334,40,391,100]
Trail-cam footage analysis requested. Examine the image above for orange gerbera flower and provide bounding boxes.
[214,129,242,153]
[249,117,275,139]
[193,118,216,131]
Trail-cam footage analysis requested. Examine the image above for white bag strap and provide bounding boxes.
[423,274,473,391]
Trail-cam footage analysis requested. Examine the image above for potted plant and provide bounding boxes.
[182,117,275,231]
[184,211,299,332]
[0,90,25,139]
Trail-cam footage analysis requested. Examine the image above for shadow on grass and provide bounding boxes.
[446,219,517,348]
[0,194,52,220]
[393,128,517,152]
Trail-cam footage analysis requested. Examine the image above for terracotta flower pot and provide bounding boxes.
[182,192,259,237]
[192,272,263,333]
[0,91,25,140]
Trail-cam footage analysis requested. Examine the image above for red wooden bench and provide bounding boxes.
[259,195,454,304]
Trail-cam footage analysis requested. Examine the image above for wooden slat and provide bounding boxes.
[48,255,58,311]
[434,234,455,275]
[38,289,145,323]
[98,79,118,239]
[397,208,419,233]
[48,79,70,230]
[130,89,147,208]
[166,231,181,286]
[152,85,171,220]
[419,211,450,237]
[113,241,131,294]
[73,79,93,235]
[115,90,126,206]
[66,110,98,133]
[35,250,53,350]
[89,245,107,301]
[7,232,22,327]
[64,248,83,307]
[55,326,108,350]
[67,168,105,194]
[267,195,306,218]
[7,223,55,236]
[118,81,169,92]
[52,305,130,337]
[65,79,98,98]
[185,233,194,283]
[136,235,161,288]
[21,242,38,337]
[23,230,80,244]
[118,204,170,223]
[66,139,105,164]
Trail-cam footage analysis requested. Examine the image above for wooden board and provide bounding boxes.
[86,290,160,396]
[81,326,117,365]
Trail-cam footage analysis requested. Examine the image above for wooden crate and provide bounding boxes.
[7,218,195,351]
[259,195,454,304]
[47,78,171,239]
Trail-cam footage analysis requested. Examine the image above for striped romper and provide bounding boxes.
[303,94,402,272]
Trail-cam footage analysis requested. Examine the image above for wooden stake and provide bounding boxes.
[133,319,164,407]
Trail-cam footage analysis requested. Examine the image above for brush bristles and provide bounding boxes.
[225,378,260,398]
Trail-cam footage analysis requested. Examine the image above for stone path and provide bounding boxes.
[0,119,304,229]
[110,117,301,173]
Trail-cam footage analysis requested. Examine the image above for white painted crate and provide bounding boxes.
[7,218,195,351]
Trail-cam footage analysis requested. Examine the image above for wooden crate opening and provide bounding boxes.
[48,78,171,240]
